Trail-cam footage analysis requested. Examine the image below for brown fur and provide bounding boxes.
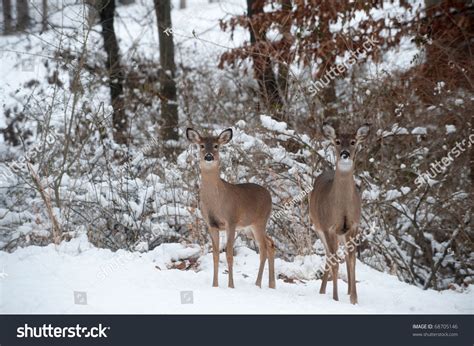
[309,123,370,304]
[187,128,276,289]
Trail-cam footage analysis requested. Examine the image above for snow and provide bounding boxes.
[385,189,402,200]
[412,127,427,135]
[400,186,411,195]
[260,114,294,136]
[381,123,409,137]
[445,125,456,134]
[0,236,472,314]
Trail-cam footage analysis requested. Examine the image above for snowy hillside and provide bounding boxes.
[0,235,472,314]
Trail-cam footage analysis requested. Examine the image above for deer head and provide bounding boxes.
[186,128,233,170]
[322,123,371,173]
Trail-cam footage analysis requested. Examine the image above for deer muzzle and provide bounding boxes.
[204,153,214,161]
[340,150,350,159]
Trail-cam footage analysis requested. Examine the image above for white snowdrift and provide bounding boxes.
[0,235,472,314]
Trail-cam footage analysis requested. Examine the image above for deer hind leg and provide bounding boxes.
[265,235,276,289]
[209,227,220,287]
[251,225,267,288]
[226,224,236,288]
[317,231,330,294]
[348,244,358,304]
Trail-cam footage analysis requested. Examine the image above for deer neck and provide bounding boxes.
[200,165,224,195]
[331,166,356,204]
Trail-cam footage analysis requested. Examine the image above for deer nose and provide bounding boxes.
[340,150,350,160]
[204,153,214,161]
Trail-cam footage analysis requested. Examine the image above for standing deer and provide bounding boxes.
[186,128,276,289]
[309,123,370,304]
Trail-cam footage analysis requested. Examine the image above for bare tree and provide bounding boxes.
[42,0,48,32]
[179,0,186,9]
[16,0,30,31]
[2,0,13,34]
[96,0,128,144]
[246,0,283,114]
[154,0,179,156]
[276,0,292,101]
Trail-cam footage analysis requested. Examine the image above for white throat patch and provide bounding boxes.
[337,158,353,172]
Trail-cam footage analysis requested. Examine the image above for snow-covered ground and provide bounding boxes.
[0,235,472,314]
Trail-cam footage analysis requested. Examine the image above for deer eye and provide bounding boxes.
[350,140,356,145]
[200,144,204,149]
[335,139,341,145]
[214,144,218,149]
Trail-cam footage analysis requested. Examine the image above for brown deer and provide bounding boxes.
[309,123,370,304]
[186,128,276,289]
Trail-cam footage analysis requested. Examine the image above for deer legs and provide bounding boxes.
[209,224,236,288]
[226,225,236,288]
[346,253,352,295]
[266,235,276,289]
[320,232,339,301]
[348,245,358,304]
[319,262,330,294]
[209,227,220,287]
[319,231,358,304]
[252,225,276,289]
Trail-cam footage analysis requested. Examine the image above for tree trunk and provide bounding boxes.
[2,0,13,34]
[154,0,179,156]
[42,0,48,32]
[16,0,30,31]
[86,0,99,27]
[247,0,283,116]
[179,0,186,9]
[97,0,128,144]
[277,0,292,102]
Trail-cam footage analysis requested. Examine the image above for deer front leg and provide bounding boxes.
[209,228,220,287]
[345,252,352,295]
[346,228,358,304]
[348,246,358,304]
[319,261,329,294]
[327,232,339,301]
[266,235,276,289]
[226,224,236,288]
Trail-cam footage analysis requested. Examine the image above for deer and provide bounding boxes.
[309,123,370,304]
[186,127,276,289]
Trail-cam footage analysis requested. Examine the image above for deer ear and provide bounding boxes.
[322,123,336,140]
[186,128,201,144]
[356,123,371,142]
[218,128,233,145]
